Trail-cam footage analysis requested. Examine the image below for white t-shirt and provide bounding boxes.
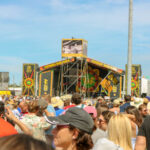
[93,138,123,150]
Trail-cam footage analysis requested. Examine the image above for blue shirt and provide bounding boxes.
[54,108,65,116]
[120,102,130,112]
[47,105,56,115]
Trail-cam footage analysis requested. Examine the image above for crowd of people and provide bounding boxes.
[0,93,150,150]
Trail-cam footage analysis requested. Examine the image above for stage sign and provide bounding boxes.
[125,64,141,97]
[40,58,75,71]
[0,91,11,95]
[22,64,38,96]
[39,70,54,96]
[62,39,87,58]
[101,73,120,97]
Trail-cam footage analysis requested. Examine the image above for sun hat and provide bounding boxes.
[51,97,64,108]
[97,96,104,100]
[60,94,72,101]
[45,107,94,134]
[143,98,149,104]
[113,98,121,106]
[131,97,143,108]
[84,98,93,106]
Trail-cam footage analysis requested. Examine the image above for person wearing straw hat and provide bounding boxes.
[51,97,64,116]
[109,98,121,114]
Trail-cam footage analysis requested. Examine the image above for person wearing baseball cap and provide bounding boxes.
[45,107,94,150]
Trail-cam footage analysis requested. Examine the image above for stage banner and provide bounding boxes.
[76,66,102,93]
[125,64,142,97]
[22,64,38,96]
[101,73,120,97]
[62,39,87,58]
[39,70,54,96]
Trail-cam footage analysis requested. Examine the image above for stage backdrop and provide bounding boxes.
[38,70,54,96]
[22,64,38,96]
[125,64,142,97]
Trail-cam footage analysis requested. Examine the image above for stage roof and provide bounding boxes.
[39,57,124,74]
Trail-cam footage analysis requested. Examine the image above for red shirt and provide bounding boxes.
[0,118,18,137]
[64,105,75,110]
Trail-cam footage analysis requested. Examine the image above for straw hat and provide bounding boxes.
[143,98,149,104]
[51,97,64,108]
[84,99,93,106]
[131,97,143,108]
[113,98,121,106]
[60,94,72,101]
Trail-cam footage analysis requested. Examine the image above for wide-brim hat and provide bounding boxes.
[131,98,143,108]
[60,94,72,101]
[51,97,64,108]
[113,98,121,106]
[45,107,94,134]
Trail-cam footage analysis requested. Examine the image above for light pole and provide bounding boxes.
[127,0,133,95]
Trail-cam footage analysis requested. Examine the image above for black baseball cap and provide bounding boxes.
[45,107,94,134]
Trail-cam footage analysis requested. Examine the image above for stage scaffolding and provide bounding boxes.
[59,57,89,97]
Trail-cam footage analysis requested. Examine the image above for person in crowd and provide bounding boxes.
[91,104,110,144]
[0,134,53,150]
[51,97,64,116]
[39,96,56,145]
[0,101,18,137]
[95,96,104,108]
[14,100,51,142]
[71,93,85,108]
[19,100,29,117]
[98,110,114,132]
[125,106,142,128]
[109,98,120,114]
[93,114,132,150]
[135,115,150,150]
[11,101,21,119]
[96,103,109,117]
[84,105,97,131]
[120,95,131,112]
[147,101,150,115]
[125,105,142,149]
[36,98,49,116]
[42,95,56,116]
[138,104,148,120]
[143,98,149,106]
[63,98,74,110]
[45,107,94,150]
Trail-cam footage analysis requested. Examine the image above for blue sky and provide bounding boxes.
[0,0,150,84]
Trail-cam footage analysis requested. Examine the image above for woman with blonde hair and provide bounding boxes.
[108,114,132,150]
[93,114,132,150]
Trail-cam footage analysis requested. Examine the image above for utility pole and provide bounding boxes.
[13,75,15,91]
[127,0,133,95]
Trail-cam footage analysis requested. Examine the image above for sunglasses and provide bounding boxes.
[98,118,106,123]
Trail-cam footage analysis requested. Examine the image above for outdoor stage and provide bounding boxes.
[37,57,124,99]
